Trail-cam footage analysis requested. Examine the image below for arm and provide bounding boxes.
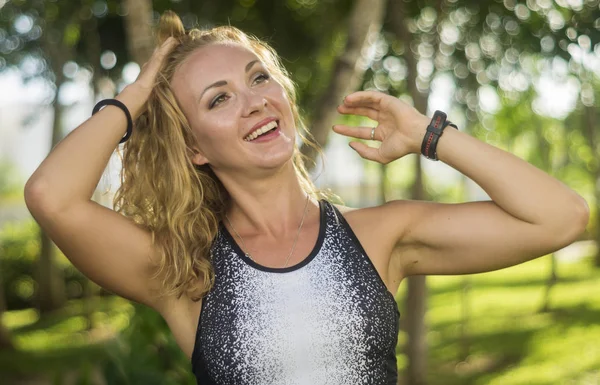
[24,38,178,310]
[395,125,588,276]
[334,91,589,277]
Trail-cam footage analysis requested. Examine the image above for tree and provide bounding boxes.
[565,75,600,265]
[123,0,154,65]
[300,0,387,165]
[358,0,600,383]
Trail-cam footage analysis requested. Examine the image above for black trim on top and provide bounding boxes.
[328,203,400,315]
[219,198,326,273]
[190,293,207,366]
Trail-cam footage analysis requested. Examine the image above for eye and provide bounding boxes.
[209,93,229,109]
[253,72,270,84]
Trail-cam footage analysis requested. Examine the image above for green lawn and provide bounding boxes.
[1,255,599,384]
[394,254,600,385]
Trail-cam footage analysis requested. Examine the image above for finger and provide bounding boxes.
[138,38,178,82]
[149,37,177,65]
[337,104,378,121]
[157,36,178,54]
[343,91,385,109]
[333,125,379,141]
[147,37,175,60]
[348,141,385,163]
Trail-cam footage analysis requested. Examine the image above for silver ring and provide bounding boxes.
[370,127,376,140]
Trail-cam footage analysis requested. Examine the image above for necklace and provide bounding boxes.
[225,194,311,268]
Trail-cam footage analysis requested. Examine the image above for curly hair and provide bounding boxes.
[112,10,330,302]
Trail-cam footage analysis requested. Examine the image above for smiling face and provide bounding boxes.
[170,43,296,173]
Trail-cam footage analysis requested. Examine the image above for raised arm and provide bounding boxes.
[24,38,178,310]
[334,91,589,278]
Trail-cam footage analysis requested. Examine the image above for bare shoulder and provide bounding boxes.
[330,200,414,255]
[330,200,414,292]
[331,200,416,237]
[332,202,358,215]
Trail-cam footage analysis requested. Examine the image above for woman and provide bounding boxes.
[24,10,588,385]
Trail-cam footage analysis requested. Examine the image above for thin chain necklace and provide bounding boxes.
[225,194,310,268]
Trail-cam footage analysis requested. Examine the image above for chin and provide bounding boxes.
[260,148,296,170]
[251,141,295,170]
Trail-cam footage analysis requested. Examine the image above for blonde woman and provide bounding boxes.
[24,10,588,385]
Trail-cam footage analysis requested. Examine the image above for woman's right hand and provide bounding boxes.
[117,37,179,119]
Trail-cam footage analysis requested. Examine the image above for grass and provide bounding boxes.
[393,254,600,385]
[1,254,599,384]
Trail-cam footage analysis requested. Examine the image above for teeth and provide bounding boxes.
[244,121,278,141]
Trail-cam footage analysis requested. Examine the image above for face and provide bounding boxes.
[170,43,296,173]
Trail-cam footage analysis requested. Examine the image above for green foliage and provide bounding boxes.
[0,297,133,379]
[100,304,195,385]
[0,160,23,201]
[0,220,90,310]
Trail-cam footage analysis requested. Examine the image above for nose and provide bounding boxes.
[242,89,267,117]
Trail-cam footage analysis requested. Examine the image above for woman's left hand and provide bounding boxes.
[333,90,430,164]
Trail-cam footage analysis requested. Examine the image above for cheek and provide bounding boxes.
[267,86,293,115]
[194,115,238,145]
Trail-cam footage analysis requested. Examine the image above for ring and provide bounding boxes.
[370,127,376,140]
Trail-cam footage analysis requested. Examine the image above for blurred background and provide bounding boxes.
[0,0,599,384]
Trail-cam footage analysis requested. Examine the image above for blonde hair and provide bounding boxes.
[113,10,330,301]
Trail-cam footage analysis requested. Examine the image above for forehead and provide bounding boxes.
[173,43,261,89]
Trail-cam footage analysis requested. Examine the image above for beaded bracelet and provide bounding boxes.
[91,99,133,144]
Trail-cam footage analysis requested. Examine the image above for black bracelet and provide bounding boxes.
[92,99,133,144]
[420,111,457,161]
[421,110,446,160]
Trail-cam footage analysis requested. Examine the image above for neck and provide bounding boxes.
[214,161,318,238]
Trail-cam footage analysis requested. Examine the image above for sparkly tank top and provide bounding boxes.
[191,199,400,385]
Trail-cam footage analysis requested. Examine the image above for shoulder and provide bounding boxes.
[331,199,414,223]
[330,199,427,246]
[329,200,419,287]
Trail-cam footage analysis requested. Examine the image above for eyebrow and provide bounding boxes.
[197,59,261,103]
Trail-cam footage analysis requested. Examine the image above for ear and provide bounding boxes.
[191,148,209,166]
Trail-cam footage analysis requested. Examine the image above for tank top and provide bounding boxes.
[191,199,400,385]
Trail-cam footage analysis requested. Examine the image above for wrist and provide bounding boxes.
[410,114,430,154]
[115,84,151,120]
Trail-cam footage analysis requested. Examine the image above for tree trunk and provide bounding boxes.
[0,266,13,350]
[123,0,155,65]
[458,172,471,361]
[37,196,67,313]
[534,122,558,312]
[583,105,600,266]
[81,19,105,331]
[540,253,557,312]
[37,74,68,313]
[405,153,428,385]
[0,260,6,313]
[35,5,88,315]
[301,0,387,167]
[0,318,14,350]
[378,163,387,204]
[389,0,431,383]
[458,276,471,361]
[404,157,428,385]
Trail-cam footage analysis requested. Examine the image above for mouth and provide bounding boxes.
[244,120,280,142]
